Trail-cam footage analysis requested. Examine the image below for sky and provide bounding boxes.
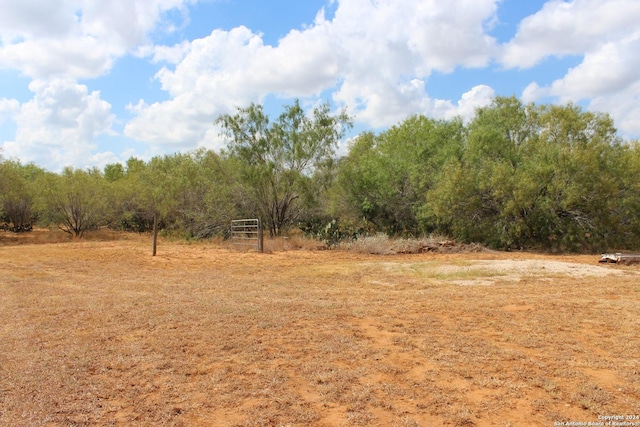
[1,0,640,172]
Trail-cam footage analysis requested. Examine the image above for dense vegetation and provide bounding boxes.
[1,97,639,252]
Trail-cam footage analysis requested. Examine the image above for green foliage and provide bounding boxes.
[103,163,125,182]
[0,160,44,231]
[423,97,634,251]
[337,116,464,236]
[39,167,109,237]
[104,151,240,238]
[154,149,239,239]
[298,217,369,247]
[5,97,639,252]
[105,157,154,232]
[216,99,352,236]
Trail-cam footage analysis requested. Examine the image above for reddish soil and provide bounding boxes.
[1,232,639,426]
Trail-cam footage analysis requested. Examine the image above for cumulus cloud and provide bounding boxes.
[546,35,640,137]
[504,0,640,138]
[589,81,640,137]
[0,0,194,79]
[143,40,192,64]
[501,0,640,69]
[1,79,115,171]
[444,85,496,121]
[521,82,543,104]
[548,34,640,102]
[127,0,501,148]
[0,0,196,169]
[6,0,640,172]
[0,38,117,80]
[0,98,20,125]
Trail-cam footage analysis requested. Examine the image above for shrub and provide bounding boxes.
[338,233,486,255]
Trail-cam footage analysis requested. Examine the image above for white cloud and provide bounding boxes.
[8,0,639,173]
[521,82,543,104]
[0,0,194,79]
[332,0,498,74]
[327,0,498,126]
[501,0,640,68]
[0,98,20,125]
[125,93,216,149]
[144,40,192,64]
[0,0,197,169]
[589,81,640,138]
[500,0,640,139]
[445,85,496,121]
[0,0,77,40]
[548,33,640,102]
[126,0,501,148]
[0,38,117,80]
[125,21,344,147]
[88,151,121,169]
[1,78,115,171]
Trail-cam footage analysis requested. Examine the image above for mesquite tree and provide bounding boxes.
[0,160,43,231]
[40,167,108,237]
[216,100,351,236]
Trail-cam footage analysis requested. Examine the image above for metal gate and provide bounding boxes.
[231,219,263,252]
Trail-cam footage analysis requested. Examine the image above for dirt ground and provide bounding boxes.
[1,232,639,426]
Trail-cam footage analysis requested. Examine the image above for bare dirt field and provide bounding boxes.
[1,232,639,426]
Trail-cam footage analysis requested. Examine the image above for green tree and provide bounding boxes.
[100,157,171,254]
[216,100,351,236]
[535,103,625,250]
[426,97,629,251]
[337,116,465,236]
[456,96,538,247]
[104,162,125,182]
[40,167,109,237]
[105,157,155,233]
[153,149,239,240]
[188,150,240,238]
[616,141,640,248]
[0,160,44,231]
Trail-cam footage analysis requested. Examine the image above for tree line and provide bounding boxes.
[1,97,639,252]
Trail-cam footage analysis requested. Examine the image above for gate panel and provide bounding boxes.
[231,219,263,252]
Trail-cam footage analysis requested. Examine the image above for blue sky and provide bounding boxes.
[1,0,639,171]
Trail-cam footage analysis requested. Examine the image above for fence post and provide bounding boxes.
[152,212,159,256]
[258,219,264,253]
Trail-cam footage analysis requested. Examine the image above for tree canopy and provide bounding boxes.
[216,99,352,236]
[2,96,639,253]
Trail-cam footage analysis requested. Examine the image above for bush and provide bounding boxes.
[339,233,486,255]
[298,218,369,247]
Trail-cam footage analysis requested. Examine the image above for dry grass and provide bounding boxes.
[339,234,486,255]
[1,232,639,426]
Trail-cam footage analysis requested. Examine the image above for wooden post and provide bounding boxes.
[258,219,264,253]
[152,212,158,256]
